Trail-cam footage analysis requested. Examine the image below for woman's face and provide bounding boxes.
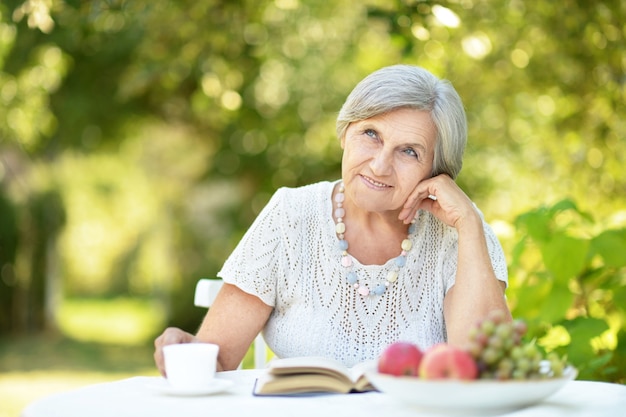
[340,107,437,214]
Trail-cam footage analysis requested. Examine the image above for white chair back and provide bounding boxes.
[194,279,268,369]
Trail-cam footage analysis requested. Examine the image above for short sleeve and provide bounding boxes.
[442,219,509,295]
[217,189,288,307]
[484,221,508,286]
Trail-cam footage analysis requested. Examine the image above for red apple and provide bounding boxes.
[419,343,478,380]
[378,342,424,376]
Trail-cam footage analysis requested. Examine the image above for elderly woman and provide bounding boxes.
[154,64,510,373]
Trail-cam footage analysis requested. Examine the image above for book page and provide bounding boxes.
[348,360,377,391]
[268,356,353,381]
[253,372,355,395]
[253,357,378,395]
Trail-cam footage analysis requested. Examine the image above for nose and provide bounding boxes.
[369,149,393,176]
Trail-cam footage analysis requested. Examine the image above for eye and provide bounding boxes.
[403,147,419,160]
[364,128,378,139]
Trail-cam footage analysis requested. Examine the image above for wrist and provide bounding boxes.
[455,209,482,235]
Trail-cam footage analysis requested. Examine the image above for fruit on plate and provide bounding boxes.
[467,310,570,380]
[378,341,424,376]
[418,343,479,380]
[376,312,571,382]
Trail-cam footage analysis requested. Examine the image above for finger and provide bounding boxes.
[153,328,190,377]
[162,328,183,345]
[399,206,414,224]
[400,190,426,222]
[402,191,420,210]
[160,327,192,345]
[153,332,169,377]
[154,347,167,377]
[416,196,436,214]
[400,190,439,223]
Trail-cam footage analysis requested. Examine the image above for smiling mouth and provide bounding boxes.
[361,175,392,189]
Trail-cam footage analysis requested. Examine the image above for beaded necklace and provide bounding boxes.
[334,182,417,296]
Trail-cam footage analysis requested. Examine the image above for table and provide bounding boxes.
[21,369,626,417]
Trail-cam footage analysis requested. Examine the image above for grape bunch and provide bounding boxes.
[467,311,568,380]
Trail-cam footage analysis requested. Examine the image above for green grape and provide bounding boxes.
[512,369,527,380]
[495,323,513,339]
[510,346,524,360]
[482,347,501,365]
[498,358,514,374]
[488,335,504,350]
[516,357,531,372]
[481,370,495,380]
[552,361,564,376]
[529,359,541,375]
[550,358,565,377]
[475,331,489,346]
[467,340,483,357]
[481,320,496,336]
[502,337,514,351]
[488,309,508,325]
[495,368,512,380]
[468,314,571,381]
[513,319,527,334]
[523,342,539,357]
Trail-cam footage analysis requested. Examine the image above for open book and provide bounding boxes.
[253,356,377,396]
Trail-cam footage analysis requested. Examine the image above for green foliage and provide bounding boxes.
[1,0,625,383]
[509,200,626,382]
[0,188,19,332]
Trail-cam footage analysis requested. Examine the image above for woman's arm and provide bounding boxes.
[154,283,272,374]
[196,283,273,370]
[399,174,510,347]
[443,215,510,347]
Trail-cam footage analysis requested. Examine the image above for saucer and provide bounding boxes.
[147,378,234,396]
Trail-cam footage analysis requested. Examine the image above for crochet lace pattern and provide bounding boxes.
[218,181,508,367]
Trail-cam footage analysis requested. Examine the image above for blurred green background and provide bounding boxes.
[1,0,625,415]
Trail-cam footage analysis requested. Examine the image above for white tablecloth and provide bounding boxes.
[21,369,626,417]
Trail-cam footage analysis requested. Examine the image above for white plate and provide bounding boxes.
[147,378,234,396]
[365,366,577,414]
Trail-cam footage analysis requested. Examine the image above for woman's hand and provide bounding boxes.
[400,175,511,347]
[153,327,198,376]
[399,174,480,231]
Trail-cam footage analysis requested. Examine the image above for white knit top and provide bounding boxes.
[218,180,508,367]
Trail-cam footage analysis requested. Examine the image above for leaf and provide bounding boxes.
[511,278,552,319]
[548,199,594,222]
[562,317,610,346]
[510,235,528,267]
[539,234,590,283]
[538,287,574,324]
[562,317,610,367]
[515,209,551,242]
[613,285,626,311]
[548,199,579,215]
[514,199,593,245]
[591,229,626,269]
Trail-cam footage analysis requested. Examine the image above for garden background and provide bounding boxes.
[0,1,624,416]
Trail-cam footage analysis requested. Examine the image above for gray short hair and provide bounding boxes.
[336,65,467,179]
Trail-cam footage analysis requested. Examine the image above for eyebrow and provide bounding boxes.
[404,142,428,153]
[358,121,431,153]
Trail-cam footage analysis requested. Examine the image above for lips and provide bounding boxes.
[360,175,392,189]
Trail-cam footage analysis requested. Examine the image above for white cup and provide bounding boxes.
[163,343,219,389]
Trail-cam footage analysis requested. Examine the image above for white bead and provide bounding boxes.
[386,270,399,283]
